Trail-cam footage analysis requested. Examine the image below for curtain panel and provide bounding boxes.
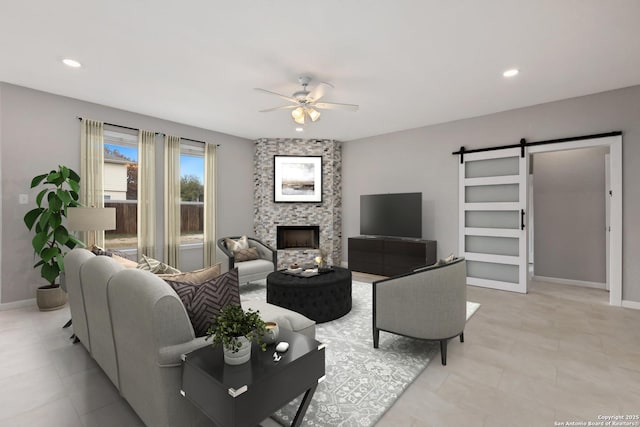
[137,130,156,258]
[80,119,105,247]
[203,143,217,266]
[164,135,181,268]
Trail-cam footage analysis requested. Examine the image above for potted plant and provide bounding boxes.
[206,304,267,365]
[23,165,83,311]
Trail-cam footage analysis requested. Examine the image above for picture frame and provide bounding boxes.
[274,155,323,203]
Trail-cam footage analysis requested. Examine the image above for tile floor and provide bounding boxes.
[1,277,638,426]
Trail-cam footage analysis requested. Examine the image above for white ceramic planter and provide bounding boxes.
[223,336,251,365]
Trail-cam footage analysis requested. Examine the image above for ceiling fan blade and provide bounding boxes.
[306,82,334,103]
[259,105,297,113]
[254,88,298,103]
[314,101,359,112]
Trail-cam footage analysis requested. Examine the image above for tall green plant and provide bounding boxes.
[23,166,83,286]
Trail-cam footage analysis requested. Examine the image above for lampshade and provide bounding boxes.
[291,107,305,124]
[308,108,321,122]
[67,207,116,231]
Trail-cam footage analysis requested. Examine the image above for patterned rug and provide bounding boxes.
[241,280,475,427]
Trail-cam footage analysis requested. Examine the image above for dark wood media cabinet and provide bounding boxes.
[348,237,437,276]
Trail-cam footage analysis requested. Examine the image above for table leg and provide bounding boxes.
[290,384,318,427]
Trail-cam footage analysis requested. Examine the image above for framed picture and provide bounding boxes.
[274,155,323,203]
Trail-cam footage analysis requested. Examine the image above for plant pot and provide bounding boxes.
[36,285,67,311]
[223,336,251,365]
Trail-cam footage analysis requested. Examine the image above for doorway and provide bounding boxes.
[528,135,621,305]
[529,146,609,290]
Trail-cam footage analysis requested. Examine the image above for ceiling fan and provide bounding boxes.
[255,76,359,125]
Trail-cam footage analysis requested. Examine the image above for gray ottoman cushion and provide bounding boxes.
[242,300,316,339]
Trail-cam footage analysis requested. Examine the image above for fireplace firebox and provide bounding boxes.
[277,226,320,250]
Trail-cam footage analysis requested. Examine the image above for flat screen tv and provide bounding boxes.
[360,192,422,239]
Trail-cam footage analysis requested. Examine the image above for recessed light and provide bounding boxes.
[295,127,304,132]
[503,68,519,78]
[62,58,82,68]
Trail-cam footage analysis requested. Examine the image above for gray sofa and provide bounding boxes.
[216,236,277,285]
[373,258,467,365]
[64,248,315,427]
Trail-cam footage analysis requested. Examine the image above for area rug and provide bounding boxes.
[242,281,479,426]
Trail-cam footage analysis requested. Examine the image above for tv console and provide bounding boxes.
[348,236,437,276]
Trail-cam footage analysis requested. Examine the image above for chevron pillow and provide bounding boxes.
[165,269,240,337]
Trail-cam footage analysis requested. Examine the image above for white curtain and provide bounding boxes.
[137,130,156,258]
[80,119,104,247]
[203,142,217,266]
[164,134,181,268]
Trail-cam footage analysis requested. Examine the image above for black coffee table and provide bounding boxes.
[267,266,352,323]
[181,329,325,427]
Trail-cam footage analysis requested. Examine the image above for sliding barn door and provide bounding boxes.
[459,148,528,293]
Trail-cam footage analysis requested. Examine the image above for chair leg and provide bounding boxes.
[373,328,380,348]
[460,332,464,343]
[440,339,447,365]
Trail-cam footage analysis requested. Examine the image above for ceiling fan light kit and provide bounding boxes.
[256,76,358,126]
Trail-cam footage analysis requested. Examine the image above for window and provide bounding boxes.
[103,130,138,249]
[180,141,205,245]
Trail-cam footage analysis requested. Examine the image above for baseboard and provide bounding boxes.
[532,275,606,290]
[622,300,640,310]
[0,298,36,311]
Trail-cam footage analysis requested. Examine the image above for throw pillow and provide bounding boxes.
[434,253,457,267]
[112,254,138,269]
[234,247,259,262]
[137,254,181,274]
[158,264,222,282]
[165,269,241,337]
[225,236,249,253]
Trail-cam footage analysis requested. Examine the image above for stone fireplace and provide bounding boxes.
[277,226,320,250]
[253,138,342,268]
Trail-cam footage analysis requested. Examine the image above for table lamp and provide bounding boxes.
[67,207,116,248]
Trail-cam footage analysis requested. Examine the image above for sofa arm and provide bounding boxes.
[157,337,210,367]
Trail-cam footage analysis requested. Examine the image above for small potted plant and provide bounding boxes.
[206,304,267,365]
[23,165,83,311]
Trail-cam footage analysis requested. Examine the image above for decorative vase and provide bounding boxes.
[263,322,279,345]
[36,285,67,311]
[223,336,251,365]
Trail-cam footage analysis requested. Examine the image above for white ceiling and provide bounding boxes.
[1,1,639,142]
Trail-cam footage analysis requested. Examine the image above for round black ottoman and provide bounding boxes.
[266,267,352,323]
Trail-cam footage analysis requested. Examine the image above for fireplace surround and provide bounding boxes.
[253,138,342,268]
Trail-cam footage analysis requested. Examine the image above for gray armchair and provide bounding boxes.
[373,258,466,365]
[216,236,277,285]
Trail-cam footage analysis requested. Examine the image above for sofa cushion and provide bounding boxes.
[158,263,222,282]
[234,247,259,262]
[165,269,241,337]
[235,259,274,276]
[137,254,181,274]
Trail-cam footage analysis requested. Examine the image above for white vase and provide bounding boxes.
[223,336,251,365]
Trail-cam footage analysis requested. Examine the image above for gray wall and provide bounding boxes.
[0,83,255,304]
[533,147,608,283]
[343,84,640,303]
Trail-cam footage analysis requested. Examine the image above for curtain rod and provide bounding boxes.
[452,131,621,159]
[76,117,219,146]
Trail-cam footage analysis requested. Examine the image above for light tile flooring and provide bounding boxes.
[1,277,639,426]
